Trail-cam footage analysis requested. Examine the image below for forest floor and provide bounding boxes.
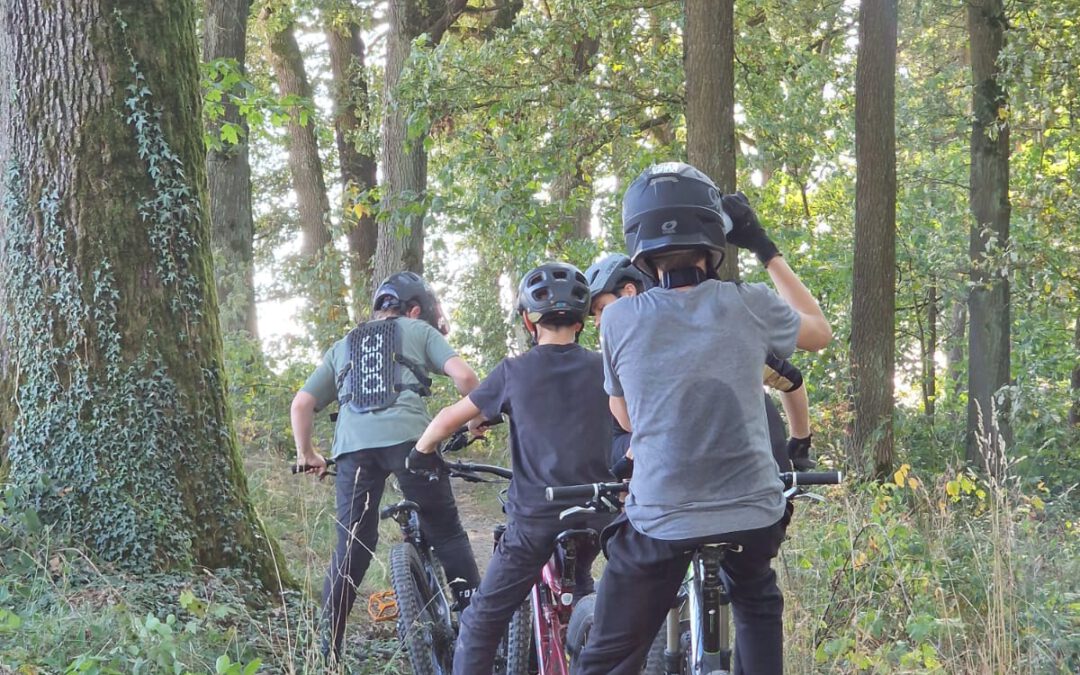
[2,435,1078,674]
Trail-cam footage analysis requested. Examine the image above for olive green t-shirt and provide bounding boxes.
[301,317,457,458]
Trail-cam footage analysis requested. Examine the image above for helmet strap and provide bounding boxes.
[660,266,708,289]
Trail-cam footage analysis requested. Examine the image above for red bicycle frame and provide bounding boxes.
[528,528,598,675]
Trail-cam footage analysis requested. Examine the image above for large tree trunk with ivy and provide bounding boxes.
[262,6,348,343]
[203,0,259,339]
[374,0,467,281]
[0,0,286,587]
[684,0,739,281]
[966,0,1011,468]
[850,0,897,478]
[326,9,378,317]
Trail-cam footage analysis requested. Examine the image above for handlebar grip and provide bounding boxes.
[545,482,628,502]
[291,459,337,474]
[781,471,842,488]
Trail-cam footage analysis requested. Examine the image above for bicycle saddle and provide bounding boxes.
[555,528,599,548]
[380,500,420,520]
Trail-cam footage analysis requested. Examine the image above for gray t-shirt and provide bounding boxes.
[600,280,801,540]
[301,317,457,457]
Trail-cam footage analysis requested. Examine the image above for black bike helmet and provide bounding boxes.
[517,262,590,324]
[584,253,649,304]
[621,162,733,278]
[372,271,449,334]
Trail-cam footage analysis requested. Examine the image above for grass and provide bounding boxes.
[2,419,1078,673]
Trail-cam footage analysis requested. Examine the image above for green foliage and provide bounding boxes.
[201,57,316,151]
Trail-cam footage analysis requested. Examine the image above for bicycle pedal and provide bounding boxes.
[367,590,399,622]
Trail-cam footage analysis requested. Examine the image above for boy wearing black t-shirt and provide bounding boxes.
[408,262,613,675]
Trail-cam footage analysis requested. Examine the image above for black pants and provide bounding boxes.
[322,441,480,658]
[453,512,611,675]
[574,511,790,675]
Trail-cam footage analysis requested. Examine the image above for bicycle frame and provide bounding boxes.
[530,553,575,675]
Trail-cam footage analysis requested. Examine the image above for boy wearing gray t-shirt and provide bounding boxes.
[576,163,832,675]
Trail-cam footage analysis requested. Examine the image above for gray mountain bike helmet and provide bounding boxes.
[621,162,733,278]
[585,253,649,305]
[372,271,449,334]
[517,262,591,324]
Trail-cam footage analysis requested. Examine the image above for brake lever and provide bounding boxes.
[559,506,597,520]
[791,491,825,503]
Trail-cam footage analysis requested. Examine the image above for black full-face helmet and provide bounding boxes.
[372,271,449,334]
[621,162,733,278]
[517,262,591,325]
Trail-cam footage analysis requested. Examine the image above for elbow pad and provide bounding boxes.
[763,353,803,393]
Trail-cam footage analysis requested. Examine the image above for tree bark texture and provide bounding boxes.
[0,0,285,586]
[947,298,966,395]
[374,0,467,282]
[922,284,938,420]
[684,0,739,281]
[549,34,599,242]
[850,0,897,478]
[966,0,1011,467]
[203,0,259,339]
[1071,315,1080,427]
[263,7,348,341]
[326,15,378,316]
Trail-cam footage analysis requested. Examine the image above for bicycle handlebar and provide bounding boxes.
[780,471,842,488]
[446,460,513,481]
[291,457,338,476]
[545,481,628,502]
[545,471,843,503]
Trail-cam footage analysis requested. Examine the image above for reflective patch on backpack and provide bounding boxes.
[345,320,401,413]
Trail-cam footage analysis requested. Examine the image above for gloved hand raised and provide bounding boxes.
[786,435,816,471]
[721,192,780,267]
[407,446,447,481]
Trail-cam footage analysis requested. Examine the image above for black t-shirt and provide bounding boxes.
[469,343,613,521]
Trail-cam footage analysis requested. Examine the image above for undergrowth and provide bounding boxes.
[3,364,1078,673]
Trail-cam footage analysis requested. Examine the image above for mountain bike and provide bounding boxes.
[549,470,843,674]
[420,459,601,675]
[293,426,497,675]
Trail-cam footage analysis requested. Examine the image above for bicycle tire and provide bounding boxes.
[389,543,453,675]
[641,627,669,675]
[495,598,533,674]
[565,592,596,669]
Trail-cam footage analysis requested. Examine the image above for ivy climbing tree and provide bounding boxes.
[0,0,286,587]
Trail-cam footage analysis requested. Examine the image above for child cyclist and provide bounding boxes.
[407,263,615,675]
[585,253,818,472]
[291,272,482,663]
[576,163,832,675]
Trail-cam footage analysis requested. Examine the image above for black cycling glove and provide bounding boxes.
[721,192,780,267]
[406,447,446,481]
[610,455,634,481]
[786,435,816,471]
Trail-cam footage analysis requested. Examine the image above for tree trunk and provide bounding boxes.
[922,284,938,420]
[947,298,966,395]
[850,0,897,479]
[1071,314,1080,427]
[203,0,259,339]
[326,14,378,317]
[549,34,599,242]
[966,0,1011,469]
[374,0,467,282]
[262,7,348,341]
[684,0,739,281]
[0,0,285,587]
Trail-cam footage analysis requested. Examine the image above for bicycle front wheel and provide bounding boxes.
[495,598,533,675]
[389,543,454,675]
